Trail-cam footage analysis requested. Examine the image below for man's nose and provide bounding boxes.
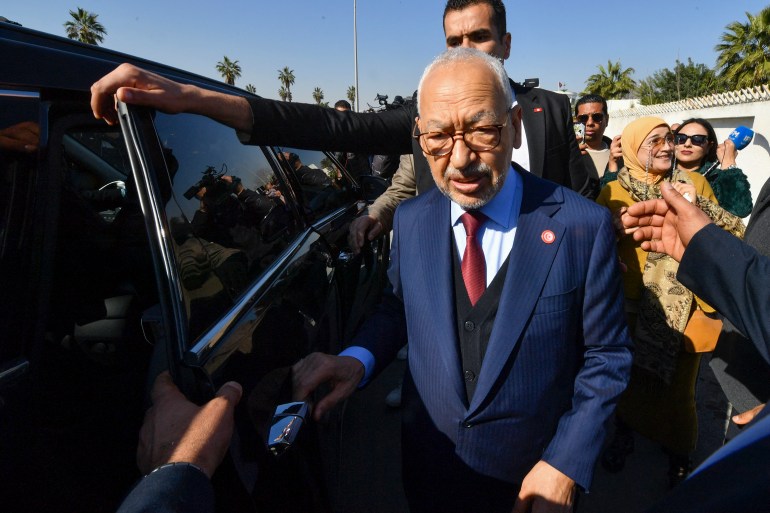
[449,136,474,169]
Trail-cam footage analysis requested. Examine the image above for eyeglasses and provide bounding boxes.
[413,117,509,157]
[674,133,710,147]
[576,113,605,124]
[642,134,675,150]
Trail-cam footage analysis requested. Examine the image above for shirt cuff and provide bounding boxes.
[339,346,375,386]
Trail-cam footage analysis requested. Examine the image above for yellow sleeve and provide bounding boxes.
[689,172,718,204]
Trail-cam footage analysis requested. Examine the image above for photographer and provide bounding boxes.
[188,169,281,268]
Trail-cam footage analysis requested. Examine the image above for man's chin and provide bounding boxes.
[444,188,491,210]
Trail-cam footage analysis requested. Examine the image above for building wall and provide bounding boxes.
[605,86,770,218]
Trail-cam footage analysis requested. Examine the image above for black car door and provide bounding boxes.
[117,101,388,511]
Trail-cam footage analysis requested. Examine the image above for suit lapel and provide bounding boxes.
[515,86,545,178]
[415,192,466,403]
[469,171,565,413]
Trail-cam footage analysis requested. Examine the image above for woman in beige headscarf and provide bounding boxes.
[596,117,744,487]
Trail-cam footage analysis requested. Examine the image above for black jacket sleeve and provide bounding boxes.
[242,97,414,155]
[116,465,214,513]
[677,223,770,364]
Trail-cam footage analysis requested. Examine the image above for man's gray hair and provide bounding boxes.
[416,47,513,114]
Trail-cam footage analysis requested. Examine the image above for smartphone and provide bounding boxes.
[573,122,585,144]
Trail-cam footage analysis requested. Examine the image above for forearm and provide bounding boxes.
[367,154,417,232]
[187,86,253,133]
[351,286,408,377]
[678,224,770,363]
[544,215,632,489]
[241,97,413,155]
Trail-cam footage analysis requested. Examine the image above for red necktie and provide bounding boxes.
[460,211,487,306]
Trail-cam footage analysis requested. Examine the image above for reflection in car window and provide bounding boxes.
[153,113,299,342]
[68,130,132,177]
[277,148,355,222]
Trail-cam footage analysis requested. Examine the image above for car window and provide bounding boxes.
[276,148,356,222]
[0,91,39,367]
[151,113,301,342]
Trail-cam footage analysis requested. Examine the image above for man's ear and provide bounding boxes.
[511,105,522,149]
[502,32,512,61]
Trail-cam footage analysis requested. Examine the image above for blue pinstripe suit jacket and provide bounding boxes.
[354,167,632,489]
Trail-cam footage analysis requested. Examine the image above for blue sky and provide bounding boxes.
[4,1,767,107]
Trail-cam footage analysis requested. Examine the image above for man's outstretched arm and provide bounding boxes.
[91,64,253,132]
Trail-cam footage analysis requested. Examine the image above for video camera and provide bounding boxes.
[183,165,241,203]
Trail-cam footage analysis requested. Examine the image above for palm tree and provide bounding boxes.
[715,6,770,90]
[312,87,324,105]
[347,85,356,106]
[584,60,636,99]
[215,56,242,86]
[63,7,106,45]
[245,84,257,94]
[277,66,295,102]
[278,86,289,102]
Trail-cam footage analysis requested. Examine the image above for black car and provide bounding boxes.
[0,22,388,512]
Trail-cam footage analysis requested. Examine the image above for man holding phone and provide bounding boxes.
[574,94,623,181]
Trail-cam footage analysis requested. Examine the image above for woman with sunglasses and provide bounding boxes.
[674,118,753,217]
[596,117,745,488]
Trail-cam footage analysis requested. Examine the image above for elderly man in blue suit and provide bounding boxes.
[293,48,632,513]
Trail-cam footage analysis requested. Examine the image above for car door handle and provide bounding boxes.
[268,401,310,457]
[337,251,355,263]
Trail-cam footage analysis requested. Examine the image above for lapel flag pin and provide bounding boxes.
[533,107,543,113]
[541,230,556,244]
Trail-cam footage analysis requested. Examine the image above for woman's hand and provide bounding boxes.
[717,139,738,169]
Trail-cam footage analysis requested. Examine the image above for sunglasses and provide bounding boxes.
[674,133,709,146]
[576,113,605,124]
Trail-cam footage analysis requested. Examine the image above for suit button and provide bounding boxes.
[464,370,476,382]
[464,321,475,331]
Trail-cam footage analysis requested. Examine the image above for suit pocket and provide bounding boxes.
[533,288,576,315]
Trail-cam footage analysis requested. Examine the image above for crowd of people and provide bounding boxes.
[83,0,769,511]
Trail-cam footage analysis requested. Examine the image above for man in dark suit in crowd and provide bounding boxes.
[623,181,770,512]
[292,48,631,513]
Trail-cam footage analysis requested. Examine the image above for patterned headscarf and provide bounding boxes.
[621,116,669,181]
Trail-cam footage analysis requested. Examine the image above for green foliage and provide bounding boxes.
[312,86,324,105]
[716,6,770,89]
[215,56,242,86]
[63,7,106,45]
[583,60,636,99]
[278,67,295,102]
[637,59,720,105]
[347,85,356,105]
[244,84,257,94]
